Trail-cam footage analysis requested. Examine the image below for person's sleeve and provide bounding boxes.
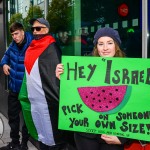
[0,48,11,67]
[45,43,62,101]
[118,137,132,145]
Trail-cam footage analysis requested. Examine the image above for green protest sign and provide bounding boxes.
[59,56,150,141]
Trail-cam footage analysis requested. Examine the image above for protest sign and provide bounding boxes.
[59,56,150,141]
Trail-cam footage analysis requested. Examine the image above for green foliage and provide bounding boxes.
[24,5,44,31]
[9,13,23,25]
[47,0,73,33]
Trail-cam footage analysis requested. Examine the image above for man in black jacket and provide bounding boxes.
[19,18,71,150]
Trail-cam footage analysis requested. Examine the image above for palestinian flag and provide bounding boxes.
[19,35,64,146]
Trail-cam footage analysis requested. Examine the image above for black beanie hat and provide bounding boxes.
[93,27,121,46]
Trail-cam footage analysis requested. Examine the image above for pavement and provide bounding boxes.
[0,113,38,150]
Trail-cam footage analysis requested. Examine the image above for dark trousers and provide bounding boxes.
[74,133,124,150]
[8,91,29,144]
[39,142,67,150]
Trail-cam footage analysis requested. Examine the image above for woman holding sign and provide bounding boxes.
[56,27,131,150]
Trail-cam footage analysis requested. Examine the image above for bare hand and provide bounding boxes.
[3,64,10,75]
[55,64,64,80]
[101,134,121,145]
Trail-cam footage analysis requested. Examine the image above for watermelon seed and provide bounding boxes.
[98,100,101,102]
[102,90,105,92]
[104,97,106,100]
[99,106,102,108]
[109,93,112,96]
[109,101,112,103]
[106,106,108,108]
[97,94,100,96]
[90,92,93,94]
[115,89,118,91]
[92,104,94,107]
[116,97,119,101]
[86,96,88,98]
[93,98,95,100]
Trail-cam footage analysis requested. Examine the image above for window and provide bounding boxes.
[37,0,44,4]
[6,0,146,57]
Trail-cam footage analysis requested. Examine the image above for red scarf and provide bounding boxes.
[25,35,55,74]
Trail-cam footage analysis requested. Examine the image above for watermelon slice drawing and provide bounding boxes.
[77,85,131,114]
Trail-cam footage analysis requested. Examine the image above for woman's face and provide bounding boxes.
[97,36,116,57]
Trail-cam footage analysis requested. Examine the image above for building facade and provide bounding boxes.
[0,0,149,149]
[0,0,149,115]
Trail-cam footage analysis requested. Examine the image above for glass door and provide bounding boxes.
[5,0,143,57]
[148,0,150,57]
[78,0,142,57]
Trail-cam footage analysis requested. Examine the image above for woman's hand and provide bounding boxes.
[55,63,64,80]
[101,134,121,145]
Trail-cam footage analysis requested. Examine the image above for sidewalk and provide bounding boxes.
[0,113,38,150]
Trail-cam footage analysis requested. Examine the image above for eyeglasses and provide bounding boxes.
[31,26,47,31]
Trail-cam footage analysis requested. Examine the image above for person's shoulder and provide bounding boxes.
[25,31,32,37]
[25,32,33,40]
[8,41,15,49]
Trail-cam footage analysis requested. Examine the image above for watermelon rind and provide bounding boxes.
[103,86,131,114]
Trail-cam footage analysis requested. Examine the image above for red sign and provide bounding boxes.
[118,3,129,17]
